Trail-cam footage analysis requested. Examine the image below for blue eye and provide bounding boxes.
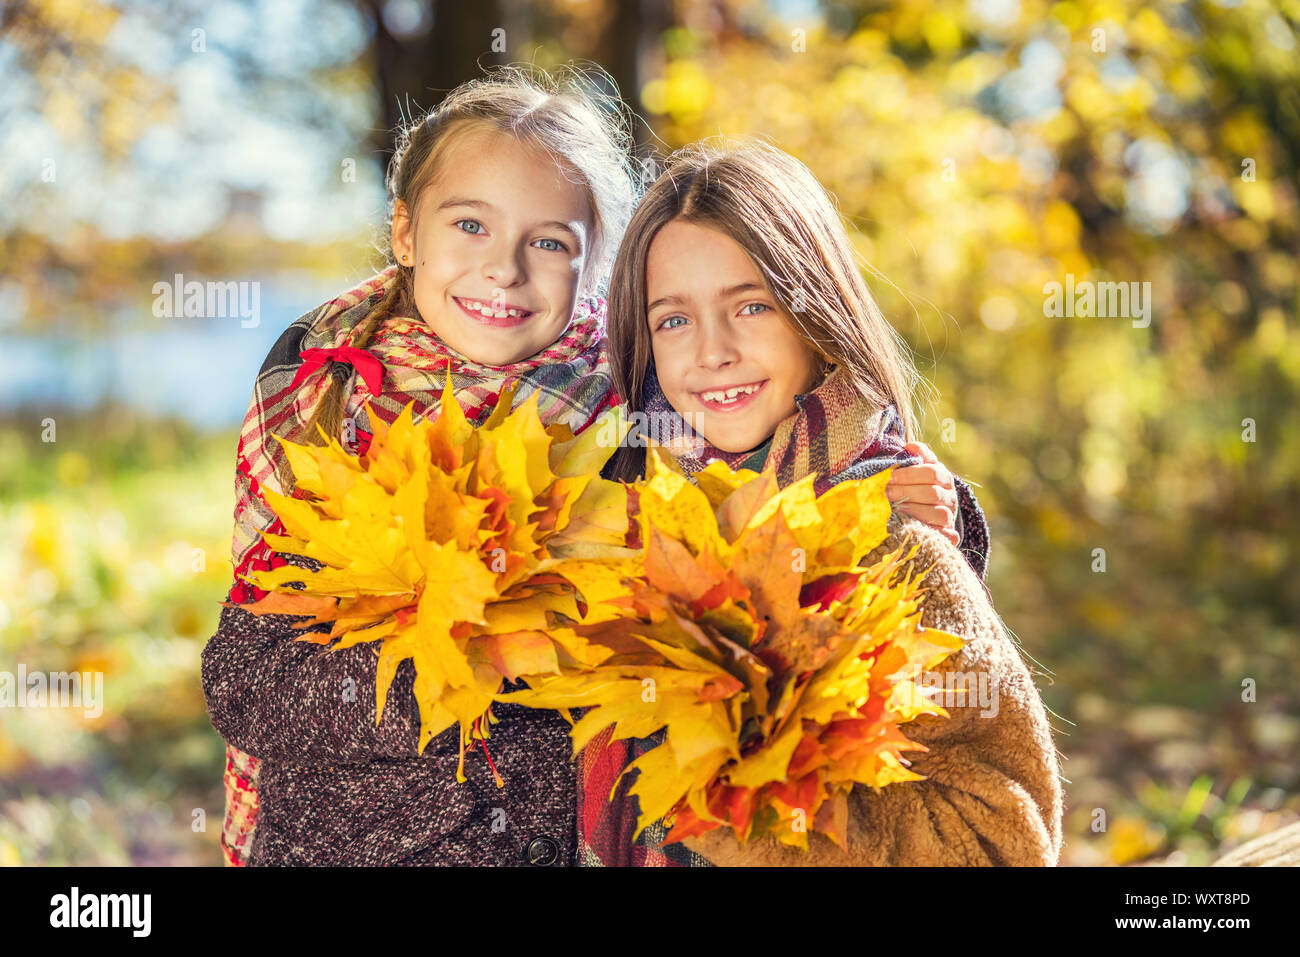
[455,219,484,234]
[658,316,686,330]
[741,302,770,315]
[534,238,565,252]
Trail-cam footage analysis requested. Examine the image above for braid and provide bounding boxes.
[250,269,413,588]
[295,270,408,452]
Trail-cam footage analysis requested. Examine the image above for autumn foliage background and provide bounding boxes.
[1,0,1297,865]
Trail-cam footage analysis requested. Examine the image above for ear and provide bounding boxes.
[391,199,413,265]
[577,262,596,301]
[571,253,595,306]
[800,347,828,394]
[577,219,602,300]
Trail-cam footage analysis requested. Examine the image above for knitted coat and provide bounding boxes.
[678,513,1065,866]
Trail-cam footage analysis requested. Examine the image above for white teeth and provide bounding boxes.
[701,383,760,403]
[463,298,527,318]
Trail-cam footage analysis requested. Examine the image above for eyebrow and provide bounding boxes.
[647,282,766,314]
[437,197,585,246]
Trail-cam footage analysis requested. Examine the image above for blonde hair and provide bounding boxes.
[296,63,638,449]
[605,138,921,482]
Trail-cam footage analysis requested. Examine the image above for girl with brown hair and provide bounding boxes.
[590,139,1063,865]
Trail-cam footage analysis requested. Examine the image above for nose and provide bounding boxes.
[695,314,742,371]
[481,240,525,289]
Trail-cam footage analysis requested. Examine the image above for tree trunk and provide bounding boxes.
[363,0,508,165]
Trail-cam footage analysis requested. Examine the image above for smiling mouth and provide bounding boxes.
[693,379,768,411]
[454,296,535,327]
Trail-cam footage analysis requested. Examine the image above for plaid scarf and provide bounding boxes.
[575,721,714,866]
[219,265,618,866]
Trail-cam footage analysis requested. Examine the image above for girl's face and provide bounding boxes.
[646,218,823,453]
[392,126,595,366]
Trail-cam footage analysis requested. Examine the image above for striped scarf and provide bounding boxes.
[637,363,989,578]
[219,265,618,866]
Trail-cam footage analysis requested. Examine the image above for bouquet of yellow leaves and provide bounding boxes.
[224,377,634,781]
[498,448,967,849]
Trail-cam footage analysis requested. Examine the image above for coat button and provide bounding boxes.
[525,835,560,866]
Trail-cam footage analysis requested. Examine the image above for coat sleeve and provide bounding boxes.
[200,555,429,766]
[681,515,1064,866]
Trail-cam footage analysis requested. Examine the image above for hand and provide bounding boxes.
[887,441,960,547]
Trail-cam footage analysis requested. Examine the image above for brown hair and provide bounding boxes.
[604,138,921,482]
[294,63,637,451]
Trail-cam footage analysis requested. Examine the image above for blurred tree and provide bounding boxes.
[358,0,661,159]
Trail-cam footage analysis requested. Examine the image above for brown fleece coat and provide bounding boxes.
[680,514,1065,866]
